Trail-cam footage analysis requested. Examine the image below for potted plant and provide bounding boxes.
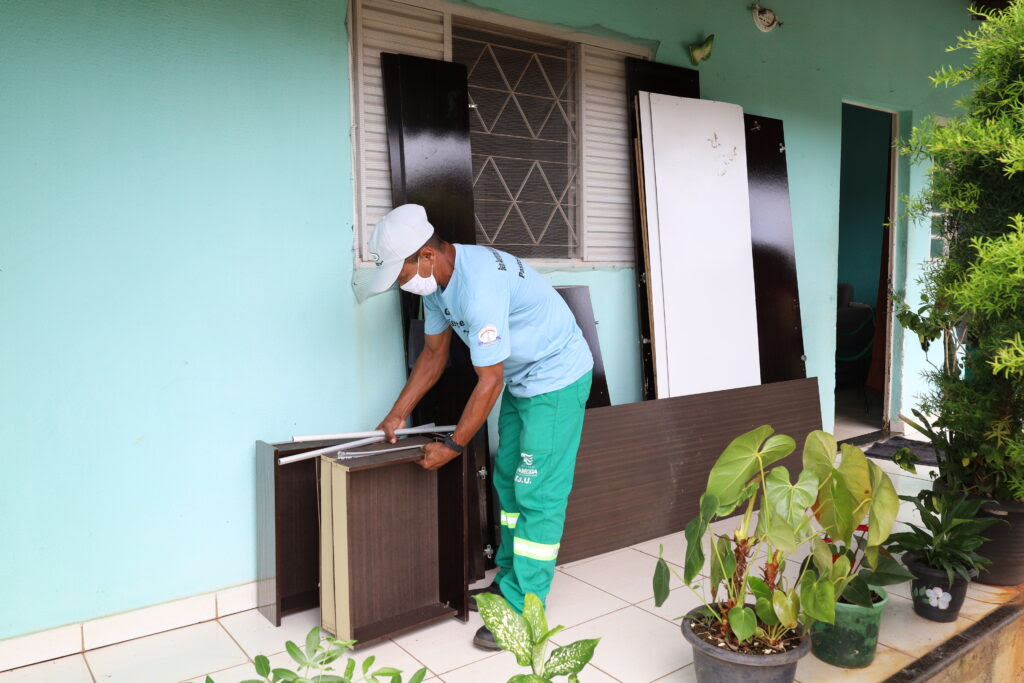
[474,592,601,683]
[799,433,912,668]
[888,490,997,622]
[896,3,1024,585]
[651,426,843,683]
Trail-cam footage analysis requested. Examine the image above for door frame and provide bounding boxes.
[838,100,901,435]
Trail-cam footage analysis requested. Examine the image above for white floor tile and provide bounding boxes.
[468,568,499,592]
[876,594,972,658]
[557,546,630,571]
[435,650,515,683]
[653,664,697,682]
[218,608,320,658]
[796,643,914,681]
[632,531,687,568]
[216,583,258,618]
[546,572,629,629]
[0,623,81,672]
[84,594,216,650]
[391,613,491,675]
[0,655,92,683]
[560,549,680,605]
[636,586,707,625]
[85,621,245,683]
[552,606,689,683]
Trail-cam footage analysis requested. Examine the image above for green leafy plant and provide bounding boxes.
[897,2,1024,501]
[475,592,599,682]
[800,433,913,607]
[888,491,998,584]
[204,626,427,683]
[651,428,910,652]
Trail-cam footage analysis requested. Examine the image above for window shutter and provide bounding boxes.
[578,44,634,263]
[353,0,446,259]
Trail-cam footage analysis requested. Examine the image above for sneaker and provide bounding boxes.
[468,582,503,612]
[473,625,501,651]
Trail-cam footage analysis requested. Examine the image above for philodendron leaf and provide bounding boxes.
[755,597,779,626]
[799,571,836,624]
[408,669,428,683]
[772,589,798,629]
[653,556,671,607]
[476,593,533,666]
[305,627,321,659]
[709,535,736,599]
[867,460,899,549]
[765,467,819,528]
[765,513,797,554]
[841,575,875,608]
[811,537,832,577]
[838,444,872,517]
[683,493,719,584]
[543,639,600,677]
[859,553,914,585]
[728,605,757,642]
[830,554,852,582]
[706,426,794,515]
[271,669,299,682]
[507,675,549,683]
[802,430,838,482]
[747,575,771,603]
[522,593,548,642]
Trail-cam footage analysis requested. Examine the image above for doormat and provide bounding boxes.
[865,436,941,467]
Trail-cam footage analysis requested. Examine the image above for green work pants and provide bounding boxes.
[494,371,592,612]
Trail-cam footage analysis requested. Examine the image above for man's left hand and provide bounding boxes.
[419,442,461,470]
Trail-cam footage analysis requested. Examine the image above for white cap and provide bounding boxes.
[367,204,435,293]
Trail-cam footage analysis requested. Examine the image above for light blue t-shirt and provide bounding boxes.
[423,245,594,398]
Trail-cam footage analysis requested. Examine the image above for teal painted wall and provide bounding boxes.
[837,104,892,309]
[1,0,970,640]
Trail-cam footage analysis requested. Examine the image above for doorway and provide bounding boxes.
[835,103,897,443]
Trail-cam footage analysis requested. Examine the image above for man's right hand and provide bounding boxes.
[376,413,405,444]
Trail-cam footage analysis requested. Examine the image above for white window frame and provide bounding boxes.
[348,0,650,269]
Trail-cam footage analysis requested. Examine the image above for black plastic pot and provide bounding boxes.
[810,587,888,668]
[680,606,811,683]
[976,497,1024,586]
[903,553,971,622]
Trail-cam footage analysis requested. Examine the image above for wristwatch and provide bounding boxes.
[443,434,465,453]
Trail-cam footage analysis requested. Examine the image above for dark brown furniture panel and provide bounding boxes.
[381,51,482,600]
[256,438,348,626]
[625,58,700,401]
[745,114,807,384]
[559,378,821,564]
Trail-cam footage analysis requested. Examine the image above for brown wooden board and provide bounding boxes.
[744,114,807,384]
[558,378,821,564]
[625,58,700,401]
[381,51,477,613]
[256,438,349,626]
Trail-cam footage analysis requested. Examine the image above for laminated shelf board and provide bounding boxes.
[636,92,762,398]
[319,436,458,647]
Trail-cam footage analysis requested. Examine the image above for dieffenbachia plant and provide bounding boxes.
[475,592,599,683]
[800,432,912,606]
[653,425,838,648]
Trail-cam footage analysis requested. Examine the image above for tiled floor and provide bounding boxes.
[2,450,1016,683]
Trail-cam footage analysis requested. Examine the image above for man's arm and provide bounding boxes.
[418,361,504,471]
[377,327,452,442]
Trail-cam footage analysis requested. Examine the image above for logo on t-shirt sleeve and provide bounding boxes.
[477,324,500,346]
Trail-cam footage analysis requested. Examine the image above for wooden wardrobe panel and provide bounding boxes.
[745,114,807,383]
[559,378,821,564]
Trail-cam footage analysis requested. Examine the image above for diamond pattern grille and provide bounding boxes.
[453,25,578,259]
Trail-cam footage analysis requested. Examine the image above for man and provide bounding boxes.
[368,203,593,650]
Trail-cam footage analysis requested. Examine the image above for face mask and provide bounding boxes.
[399,256,438,296]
